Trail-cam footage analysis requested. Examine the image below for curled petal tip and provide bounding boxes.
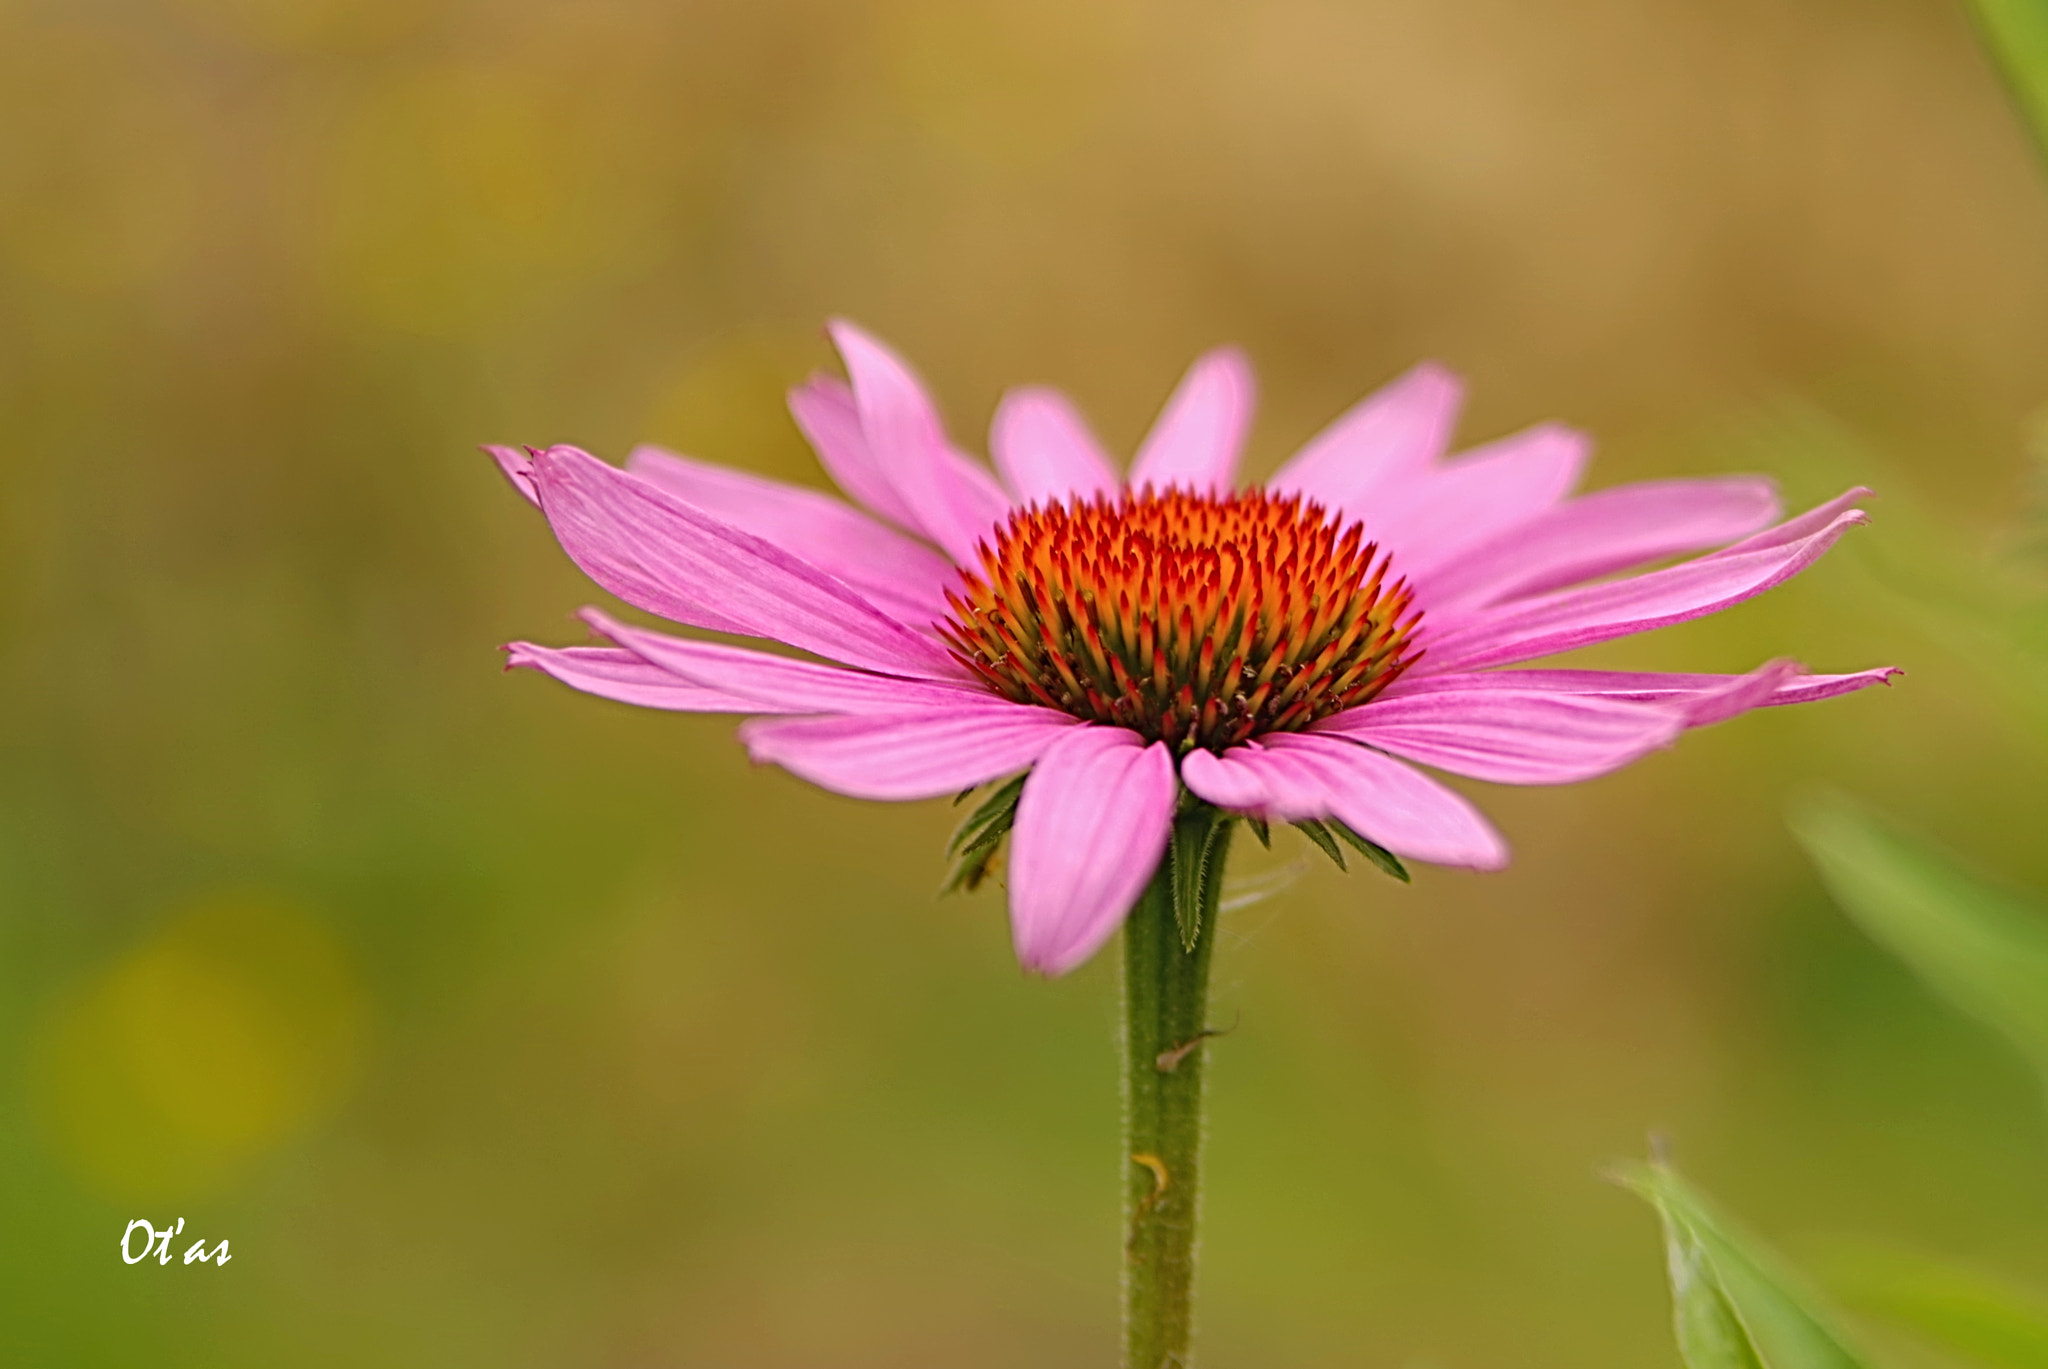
[1528,420,1593,457]
[733,715,775,754]
[1021,950,1085,979]
[788,371,841,402]
[1014,947,1064,979]
[485,443,542,507]
[826,316,885,356]
[1393,360,1465,408]
[575,604,622,639]
[1203,343,1254,374]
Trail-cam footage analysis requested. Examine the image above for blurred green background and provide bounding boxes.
[2,0,2044,1365]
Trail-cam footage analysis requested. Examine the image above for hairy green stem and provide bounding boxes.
[1122,806,1231,1369]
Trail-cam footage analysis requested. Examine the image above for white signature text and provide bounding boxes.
[121,1219,230,1267]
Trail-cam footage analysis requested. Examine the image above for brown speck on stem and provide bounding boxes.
[1154,1011,1240,1073]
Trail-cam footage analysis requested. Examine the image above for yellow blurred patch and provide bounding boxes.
[150,0,441,52]
[641,333,829,484]
[32,893,368,1203]
[877,0,1136,165]
[0,27,205,294]
[312,63,655,336]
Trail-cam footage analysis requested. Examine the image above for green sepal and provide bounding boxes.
[943,774,1027,893]
[944,821,1010,893]
[1170,806,1224,953]
[1291,818,1409,882]
[1246,816,1271,849]
[1328,818,1410,883]
[946,774,1025,857]
[1291,819,1347,870]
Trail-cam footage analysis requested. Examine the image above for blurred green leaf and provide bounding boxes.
[1966,0,2048,164]
[1665,1211,1772,1369]
[1617,1157,1877,1369]
[1823,1244,2048,1369]
[1789,792,2048,1079]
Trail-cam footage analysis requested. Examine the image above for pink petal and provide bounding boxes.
[1182,741,1335,821]
[1423,476,1784,609]
[1707,665,1901,712]
[1722,485,1870,552]
[827,320,1011,565]
[1173,744,1272,812]
[487,444,542,508]
[1266,362,1463,512]
[625,444,954,625]
[737,704,1080,801]
[1314,687,1684,784]
[1007,727,1177,976]
[581,608,993,715]
[1385,662,1901,717]
[1127,347,1255,495]
[1670,658,1804,725]
[1418,496,1870,673]
[527,445,966,679]
[1375,422,1590,579]
[787,375,923,533]
[504,643,781,713]
[1182,734,1507,869]
[990,386,1120,507]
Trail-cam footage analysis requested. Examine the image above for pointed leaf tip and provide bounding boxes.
[1329,818,1411,883]
[943,773,1028,892]
[1618,1155,1878,1369]
[1291,819,1346,871]
[948,774,1027,854]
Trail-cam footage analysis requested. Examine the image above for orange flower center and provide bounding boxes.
[939,488,1422,752]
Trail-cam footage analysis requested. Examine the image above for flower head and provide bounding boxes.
[494,320,1897,976]
[942,487,1420,750]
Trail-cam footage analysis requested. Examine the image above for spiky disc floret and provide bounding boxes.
[939,487,1423,753]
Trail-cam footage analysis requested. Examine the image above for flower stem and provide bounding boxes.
[1122,805,1232,1369]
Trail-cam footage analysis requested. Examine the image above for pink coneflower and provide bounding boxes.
[493,321,1893,975]
[490,320,1894,1368]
